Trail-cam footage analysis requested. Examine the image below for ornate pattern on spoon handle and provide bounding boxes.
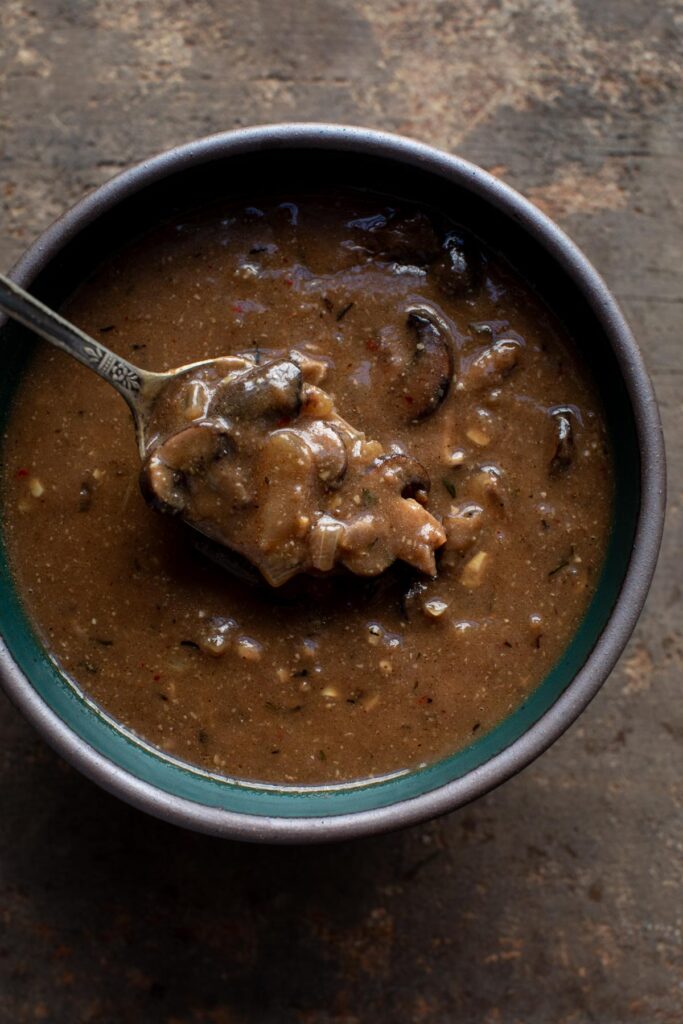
[81,342,142,393]
[0,271,145,402]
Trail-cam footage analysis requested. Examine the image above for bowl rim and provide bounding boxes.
[0,122,666,843]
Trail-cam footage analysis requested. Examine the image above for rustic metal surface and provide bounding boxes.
[0,2,681,1021]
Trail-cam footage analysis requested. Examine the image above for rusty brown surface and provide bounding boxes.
[0,2,681,1022]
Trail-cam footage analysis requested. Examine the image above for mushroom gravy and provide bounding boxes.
[1,192,613,784]
[140,346,447,586]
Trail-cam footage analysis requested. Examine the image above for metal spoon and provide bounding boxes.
[0,272,219,458]
[0,271,263,583]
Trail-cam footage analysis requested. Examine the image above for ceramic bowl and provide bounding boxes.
[0,125,666,842]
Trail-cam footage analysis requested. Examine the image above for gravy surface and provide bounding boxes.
[2,192,612,783]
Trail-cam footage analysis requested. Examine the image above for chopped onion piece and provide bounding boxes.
[461,551,489,588]
[310,515,344,571]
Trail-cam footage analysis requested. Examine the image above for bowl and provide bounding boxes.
[0,124,666,843]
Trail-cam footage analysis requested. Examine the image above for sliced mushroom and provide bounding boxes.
[369,452,431,502]
[335,452,444,577]
[403,304,454,422]
[289,418,348,490]
[141,460,185,515]
[140,420,234,515]
[339,502,443,578]
[549,409,575,475]
[289,349,329,385]
[348,209,440,264]
[209,358,303,421]
[431,229,482,298]
[461,338,522,390]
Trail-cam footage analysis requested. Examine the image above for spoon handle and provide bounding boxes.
[0,272,151,404]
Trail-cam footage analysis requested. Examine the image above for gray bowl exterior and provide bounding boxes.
[0,124,666,843]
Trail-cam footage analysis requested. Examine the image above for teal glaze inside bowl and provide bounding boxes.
[0,147,641,819]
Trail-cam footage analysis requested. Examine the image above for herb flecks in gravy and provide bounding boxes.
[2,192,612,784]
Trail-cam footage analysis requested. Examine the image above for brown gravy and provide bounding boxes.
[1,192,613,783]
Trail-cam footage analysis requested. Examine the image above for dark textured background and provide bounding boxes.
[0,2,681,1022]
